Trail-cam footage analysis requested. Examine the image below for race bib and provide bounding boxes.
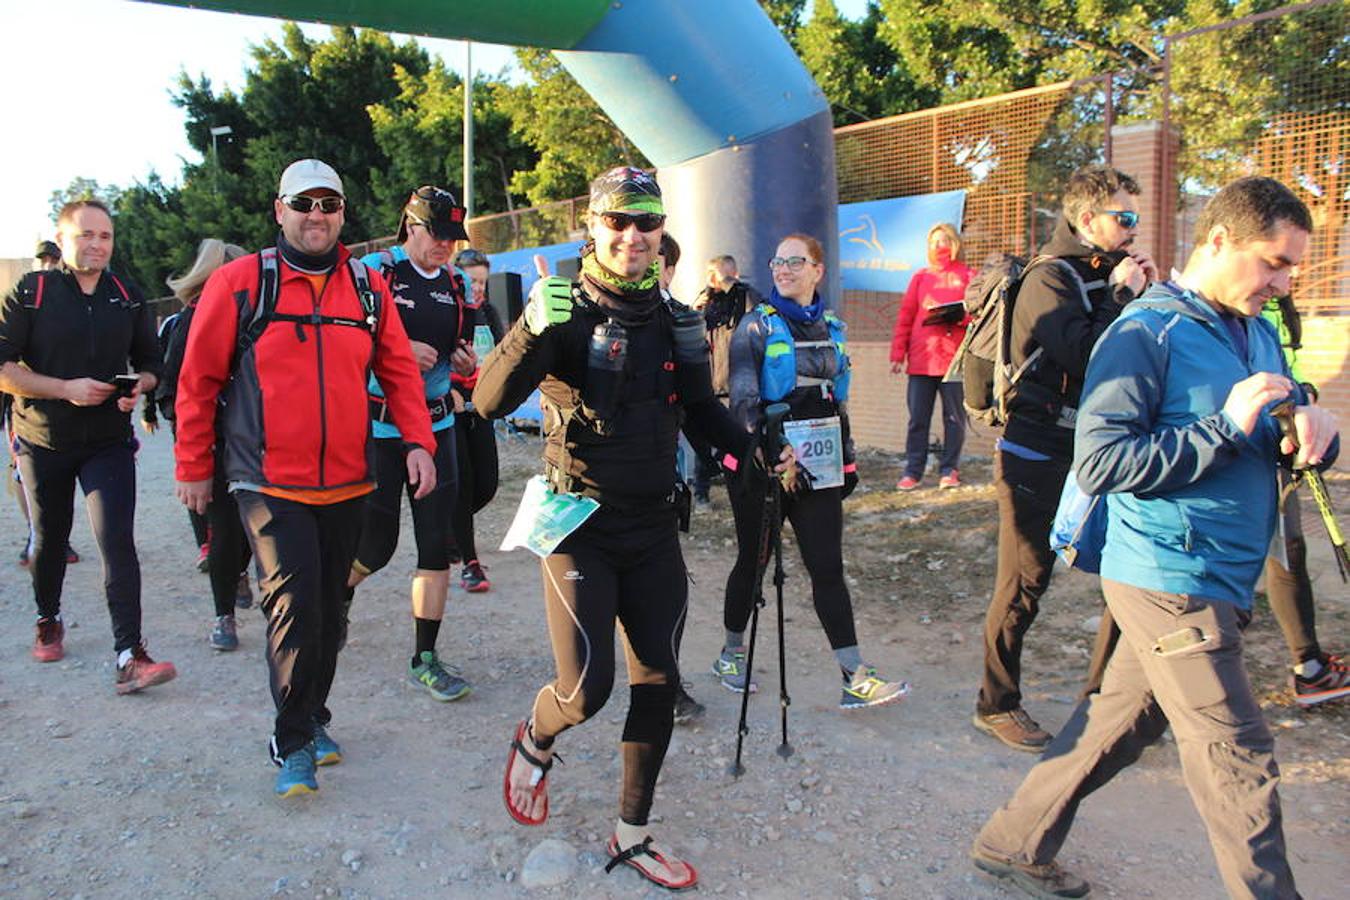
[500,475,600,558]
[783,415,844,490]
[473,324,496,358]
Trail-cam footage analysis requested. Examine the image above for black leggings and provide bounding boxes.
[1265,485,1320,665]
[449,412,498,562]
[354,429,457,574]
[16,437,143,652]
[532,505,685,826]
[207,474,252,617]
[724,479,858,650]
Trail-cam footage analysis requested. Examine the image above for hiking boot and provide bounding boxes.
[461,559,491,593]
[712,646,757,693]
[196,542,210,573]
[895,476,921,491]
[409,650,472,702]
[312,723,342,766]
[210,614,239,651]
[33,617,64,663]
[18,545,29,567]
[971,848,1089,899]
[1293,654,1350,707]
[939,470,961,489]
[65,544,80,564]
[115,646,177,694]
[275,743,318,797]
[840,666,910,710]
[673,683,705,725]
[235,573,253,609]
[973,707,1053,752]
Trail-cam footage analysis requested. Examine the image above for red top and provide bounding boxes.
[889,263,974,377]
[174,248,435,495]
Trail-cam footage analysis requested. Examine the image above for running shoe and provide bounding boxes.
[210,614,239,651]
[895,476,921,491]
[840,666,909,710]
[18,546,29,567]
[971,847,1089,899]
[712,647,757,693]
[312,723,342,766]
[32,617,64,663]
[196,542,210,573]
[409,650,472,702]
[1293,654,1350,707]
[275,743,318,797]
[235,573,253,609]
[65,544,80,564]
[939,470,961,489]
[673,683,706,725]
[115,646,177,694]
[973,707,1053,751]
[461,559,491,593]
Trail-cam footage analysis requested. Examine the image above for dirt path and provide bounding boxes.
[1,429,1345,899]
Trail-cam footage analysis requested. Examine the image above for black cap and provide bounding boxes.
[35,240,60,261]
[398,186,470,242]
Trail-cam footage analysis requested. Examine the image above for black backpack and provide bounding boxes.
[156,248,379,422]
[943,253,1085,426]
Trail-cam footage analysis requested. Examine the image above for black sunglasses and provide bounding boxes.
[598,211,665,233]
[1098,209,1139,228]
[282,194,345,215]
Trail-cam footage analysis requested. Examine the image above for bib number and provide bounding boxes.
[473,324,496,358]
[500,475,600,558]
[783,415,844,490]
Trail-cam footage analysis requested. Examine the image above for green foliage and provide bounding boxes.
[496,49,648,207]
[48,178,123,223]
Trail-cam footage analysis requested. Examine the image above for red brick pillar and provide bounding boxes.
[1110,121,1180,273]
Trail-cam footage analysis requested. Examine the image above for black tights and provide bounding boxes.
[532,505,684,826]
[449,413,498,562]
[723,479,858,650]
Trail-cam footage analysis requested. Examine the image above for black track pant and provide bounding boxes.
[16,437,143,653]
[188,507,209,548]
[354,430,457,574]
[236,490,365,758]
[531,504,685,826]
[978,449,1072,715]
[724,478,858,650]
[449,413,498,563]
[207,474,251,618]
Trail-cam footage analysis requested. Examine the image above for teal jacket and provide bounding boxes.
[1073,281,1336,606]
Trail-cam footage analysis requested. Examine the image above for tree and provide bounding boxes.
[496,49,649,207]
[48,177,124,223]
[795,1,939,125]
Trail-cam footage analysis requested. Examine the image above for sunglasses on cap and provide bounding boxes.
[282,194,345,215]
[1098,209,1139,228]
[768,256,814,272]
[597,211,665,233]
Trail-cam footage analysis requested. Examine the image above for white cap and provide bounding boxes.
[278,159,344,198]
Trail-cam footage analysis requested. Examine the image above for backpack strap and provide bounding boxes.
[19,272,47,310]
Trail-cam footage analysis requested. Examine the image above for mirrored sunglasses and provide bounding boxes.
[282,194,345,214]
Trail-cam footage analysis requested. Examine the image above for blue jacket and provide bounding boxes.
[1073,281,1337,607]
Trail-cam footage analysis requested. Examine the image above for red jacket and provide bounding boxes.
[889,263,973,377]
[174,247,434,491]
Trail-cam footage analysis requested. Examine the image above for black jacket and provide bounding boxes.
[0,267,160,451]
[698,280,762,396]
[1004,217,1136,459]
[473,277,746,510]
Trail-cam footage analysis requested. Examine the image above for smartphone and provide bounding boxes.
[112,374,140,398]
[1152,626,1210,657]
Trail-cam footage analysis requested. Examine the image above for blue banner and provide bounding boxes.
[486,240,585,300]
[837,190,966,293]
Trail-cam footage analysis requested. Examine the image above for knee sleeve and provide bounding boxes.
[622,683,677,744]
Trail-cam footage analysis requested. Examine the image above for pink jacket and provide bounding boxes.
[889,263,973,377]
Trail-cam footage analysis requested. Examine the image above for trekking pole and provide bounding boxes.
[772,468,793,760]
[1272,402,1349,581]
[730,402,789,778]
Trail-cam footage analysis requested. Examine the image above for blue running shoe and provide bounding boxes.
[275,743,317,797]
[313,723,342,766]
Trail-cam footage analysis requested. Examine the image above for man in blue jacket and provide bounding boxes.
[972,176,1337,900]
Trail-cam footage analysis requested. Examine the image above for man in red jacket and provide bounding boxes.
[173,159,436,797]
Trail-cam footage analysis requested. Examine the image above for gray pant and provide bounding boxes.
[976,579,1298,900]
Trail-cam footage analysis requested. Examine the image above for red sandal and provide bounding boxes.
[605,834,699,891]
[503,720,558,826]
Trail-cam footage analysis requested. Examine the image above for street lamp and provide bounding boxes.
[210,125,233,191]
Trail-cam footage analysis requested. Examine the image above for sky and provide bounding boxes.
[0,0,871,260]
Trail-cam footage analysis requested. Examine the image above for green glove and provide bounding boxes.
[523,277,575,335]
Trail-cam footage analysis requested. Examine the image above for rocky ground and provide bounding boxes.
[0,428,1345,899]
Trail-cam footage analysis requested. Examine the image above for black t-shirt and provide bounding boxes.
[380,256,464,360]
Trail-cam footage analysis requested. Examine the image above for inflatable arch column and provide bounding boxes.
[147,0,839,303]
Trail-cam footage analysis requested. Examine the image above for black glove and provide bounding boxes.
[842,469,858,499]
